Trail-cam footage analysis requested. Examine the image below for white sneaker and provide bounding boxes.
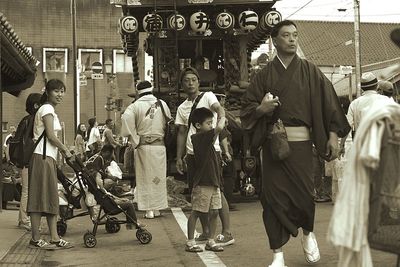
[301,232,320,264]
[144,210,154,219]
[268,252,287,267]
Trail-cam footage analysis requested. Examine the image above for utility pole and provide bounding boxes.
[71,0,79,134]
[353,0,362,97]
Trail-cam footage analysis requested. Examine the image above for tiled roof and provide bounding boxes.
[295,20,400,66]
[0,12,37,69]
[0,12,37,95]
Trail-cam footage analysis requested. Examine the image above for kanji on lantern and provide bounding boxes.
[143,13,163,33]
[190,11,210,33]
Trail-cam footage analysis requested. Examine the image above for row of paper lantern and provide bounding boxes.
[118,10,281,35]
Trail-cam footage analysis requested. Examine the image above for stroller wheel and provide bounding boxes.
[105,217,121,233]
[57,221,67,237]
[136,229,152,244]
[83,232,97,248]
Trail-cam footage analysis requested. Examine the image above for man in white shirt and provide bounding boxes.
[347,72,391,132]
[175,67,234,247]
[3,126,16,162]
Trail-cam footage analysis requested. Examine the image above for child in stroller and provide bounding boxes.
[65,145,151,247]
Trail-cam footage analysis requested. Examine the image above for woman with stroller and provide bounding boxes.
[27,79,74,249]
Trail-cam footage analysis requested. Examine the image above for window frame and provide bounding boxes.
[78,48,103,74]
[43,48,68,73]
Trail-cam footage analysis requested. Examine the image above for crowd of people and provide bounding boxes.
[1,19,399,266]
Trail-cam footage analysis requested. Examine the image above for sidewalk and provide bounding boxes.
[0,207,43,266]
[0,209,26,260]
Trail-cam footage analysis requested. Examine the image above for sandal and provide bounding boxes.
[50,239,74,249]
[185,244,203,253]
[205,243,224,252]
[28,239,56,250]
[301,233,320,263]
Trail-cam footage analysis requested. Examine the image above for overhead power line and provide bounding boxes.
[285,0,314,19]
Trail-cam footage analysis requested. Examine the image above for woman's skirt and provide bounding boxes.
[27,153,59,215]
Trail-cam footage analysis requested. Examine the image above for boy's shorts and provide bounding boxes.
[191,186,222,213]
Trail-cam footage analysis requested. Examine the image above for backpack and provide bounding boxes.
[9,114,45,168]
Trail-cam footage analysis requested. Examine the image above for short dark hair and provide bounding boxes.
[271,20,297,38]
[105,119,113,125]
[180,67,200,83]
[101,144,114,154]
[190,107,213,127]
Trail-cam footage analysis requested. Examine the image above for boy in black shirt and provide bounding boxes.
[185,108,225,252]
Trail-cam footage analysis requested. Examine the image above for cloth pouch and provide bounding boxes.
[269,119,291,161]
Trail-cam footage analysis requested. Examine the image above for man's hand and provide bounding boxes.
[257,93,280,116]
[326,132,339,161]
[223,152,232,163]
[176,158,185,175]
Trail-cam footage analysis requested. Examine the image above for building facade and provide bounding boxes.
[1,0,146,145]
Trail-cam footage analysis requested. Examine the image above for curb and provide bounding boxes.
[0,232,44,266]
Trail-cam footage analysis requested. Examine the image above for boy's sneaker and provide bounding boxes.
[216,233,235,247]
[28,239,56,250]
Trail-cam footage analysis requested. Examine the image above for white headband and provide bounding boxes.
[137,87,153,94]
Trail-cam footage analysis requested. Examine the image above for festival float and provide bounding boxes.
[110,0,282,196]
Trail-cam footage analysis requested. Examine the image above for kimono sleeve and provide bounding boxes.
[240,68,268,130]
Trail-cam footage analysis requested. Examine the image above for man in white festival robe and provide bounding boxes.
[121,81,171,219]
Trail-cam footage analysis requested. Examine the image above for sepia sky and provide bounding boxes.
[273,0,400,23]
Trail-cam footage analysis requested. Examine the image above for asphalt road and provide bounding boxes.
[38,201,397,267]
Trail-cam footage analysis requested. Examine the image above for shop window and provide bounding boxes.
[113,49,133,73]
[43,48,68,73]
[78,49,103,75]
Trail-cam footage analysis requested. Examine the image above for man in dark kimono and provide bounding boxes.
[241,20,350,267]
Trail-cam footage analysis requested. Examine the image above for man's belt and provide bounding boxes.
[285,126,310,141]
[138,136,164,146]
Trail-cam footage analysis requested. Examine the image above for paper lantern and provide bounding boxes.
[215,11,235,31]
[260,10,282,31]
[143,13,163,33]
[118,16,138,35]
[189,11,210,33]
[238,10,259,32]
[167,13,186,31]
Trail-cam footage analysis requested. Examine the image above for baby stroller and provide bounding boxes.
[66,157,152,248]
[57,168,91,237]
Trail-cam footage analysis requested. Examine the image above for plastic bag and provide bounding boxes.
[106,160,122,179]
